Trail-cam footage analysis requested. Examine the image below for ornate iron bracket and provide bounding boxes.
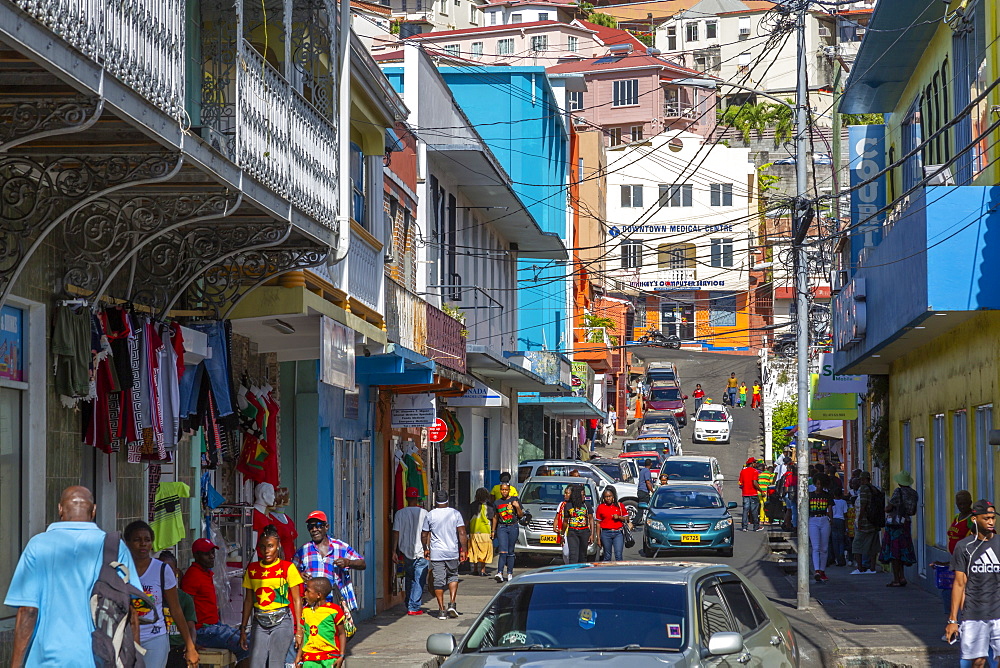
[181,245,331,319]
[0,95,105,153]
[127,222,295,316]
[83,192,244,302]
[0,152,183,310]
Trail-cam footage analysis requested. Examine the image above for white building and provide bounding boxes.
[605,132,758,348]
[655,0,838,123]
[385,0,488,36]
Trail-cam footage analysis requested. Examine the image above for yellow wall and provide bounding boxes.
[889,312,1000,550]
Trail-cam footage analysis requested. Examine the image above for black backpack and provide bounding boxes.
[91,531,151,668]
[865,485,886,529]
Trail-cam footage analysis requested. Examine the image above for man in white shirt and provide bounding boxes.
[421,490,468,620]
[392,487,429,616]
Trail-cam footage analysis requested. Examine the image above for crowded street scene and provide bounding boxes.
[0,0,998,665]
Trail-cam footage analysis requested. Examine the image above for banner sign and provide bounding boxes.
[445,380,508,407]
[320,316,355,389]
[817,353,867,393]
[391,393,437,428]
[849,124,886,272]
[808,373,858,420]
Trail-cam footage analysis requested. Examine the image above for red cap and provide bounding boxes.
[746,457,756,465]
[405,487,420,498]
[306,510,328,523]
[192,538,218,553]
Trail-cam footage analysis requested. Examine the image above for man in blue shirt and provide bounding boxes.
[6,486,141,667]
[637,460,654,524]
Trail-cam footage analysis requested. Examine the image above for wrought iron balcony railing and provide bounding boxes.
[14,0,186,120]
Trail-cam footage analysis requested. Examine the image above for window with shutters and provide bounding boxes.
[659,183,693,207]
[613,79,639,106]
[510,12,522,22]
[710,183,733,206]
[710,238,733,267]
[658,243,695,269]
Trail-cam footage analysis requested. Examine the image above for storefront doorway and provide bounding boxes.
[659,298,695,340]
[332,438,373,615]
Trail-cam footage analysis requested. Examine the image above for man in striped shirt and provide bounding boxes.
[757,462,775,525]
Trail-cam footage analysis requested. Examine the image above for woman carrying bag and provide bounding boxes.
[561,485,594,564]
[595,488,630,562]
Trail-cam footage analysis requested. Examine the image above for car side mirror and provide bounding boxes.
[426,633,457,656]
[715,474,725,482]
[683,395,688,400]
[708,631,744,656]
[727,501,738,509]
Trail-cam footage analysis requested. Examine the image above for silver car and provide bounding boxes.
[426,562,799,667]
[514,476,600,560]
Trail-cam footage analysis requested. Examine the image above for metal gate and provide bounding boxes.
[332,438,372,613]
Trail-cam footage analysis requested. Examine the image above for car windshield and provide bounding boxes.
[624,441,659,453]
[652,488,723,509]
[643,415,675,425]
[698,410,727,422]
[662,460,713,481]
[650,388,681,401]
[462,582,687,653]
[520,482,594,504]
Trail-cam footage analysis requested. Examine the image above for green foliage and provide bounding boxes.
[587,12,618,27]
[442,303,468,337]
[866,375,890,475]
[841,113,885,126]
[719,100,794,147]
[390,21,401,35]
[771,399,797,456]
[582,313,619,345]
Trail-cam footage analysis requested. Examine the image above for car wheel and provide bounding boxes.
[641,540,655,558]
[720,546,734,557]
[622,500,638,524]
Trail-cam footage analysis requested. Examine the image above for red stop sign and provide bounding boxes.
[428,418,448,443]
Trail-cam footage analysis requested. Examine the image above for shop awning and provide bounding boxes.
[355,344,434,386]
[466,345,566,392]
[517,395,607,420]
[812,425,845,440]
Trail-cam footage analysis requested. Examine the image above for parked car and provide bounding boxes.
[692,405,733,444]
[618,451,666,477]
[518,460,639,522]
[589,458,635,486]
[622,437,681,458]
[643,484,737,558]
[645,361,679,385]
[514,476,601,560]
[660,455,725,494]
[426,562,800,666]
[645,381,688,426]
[640,410,683,435]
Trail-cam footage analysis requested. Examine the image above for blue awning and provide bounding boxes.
[840,0,946,114]
[355,344,434,386]
[517,395,607,420]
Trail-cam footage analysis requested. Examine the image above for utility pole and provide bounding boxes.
[793,0,812,611]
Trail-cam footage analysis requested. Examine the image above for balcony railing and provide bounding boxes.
[663,103,696,119]
[347,230,382,311]
[238,42,338,230]
[14,0,186,119]
[386,279,468,373]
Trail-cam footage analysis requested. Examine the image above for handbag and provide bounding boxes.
[622,524,635,549]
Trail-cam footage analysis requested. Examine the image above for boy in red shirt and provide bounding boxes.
[738,458,762,532]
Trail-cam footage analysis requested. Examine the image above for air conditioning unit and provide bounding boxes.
[817,26,831,37]
[739,26,750,35]
[856,27,866,36]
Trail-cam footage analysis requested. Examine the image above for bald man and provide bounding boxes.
[5,486,141,667]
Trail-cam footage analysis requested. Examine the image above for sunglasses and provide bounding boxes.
[306,521,328,528]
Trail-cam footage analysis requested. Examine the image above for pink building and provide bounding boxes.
[547,48,716,144]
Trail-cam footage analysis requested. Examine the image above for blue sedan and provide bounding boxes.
[643,484,737,558]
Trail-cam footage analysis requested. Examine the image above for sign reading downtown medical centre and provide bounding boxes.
[608,224,736,236]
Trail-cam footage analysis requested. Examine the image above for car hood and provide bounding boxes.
[647,400,684,411]
[693,420,728,429]
[443,651,689,667]
[648,507,729,522]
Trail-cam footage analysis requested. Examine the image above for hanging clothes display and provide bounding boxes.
[151,481,191,552]
[235,379,280,488]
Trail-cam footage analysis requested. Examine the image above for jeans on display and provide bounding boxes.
[786,495,798,528]
[742,495,760,530]
[601,529,623,561]
[197,624,250,661]
[178,362,203,419]
[809,516,832,571]
[188,321,234,417]
[495,523,519,576]
[404,556,429,612]
[637,489,650,524]
[566,528,590,564]
[830,518,847,565]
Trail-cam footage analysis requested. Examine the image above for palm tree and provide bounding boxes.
[582,313,618,345]
[719,99,794,147]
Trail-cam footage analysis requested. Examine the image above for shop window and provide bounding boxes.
[976,405,994,499]
[933,414,947,547]
[708,292,737,327]
[953,410,968,497]
[0,386,23,619]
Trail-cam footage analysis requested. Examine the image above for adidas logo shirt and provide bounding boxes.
[952,535,1000,621]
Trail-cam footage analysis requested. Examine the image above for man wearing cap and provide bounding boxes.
[392,487,429,616]
[738,457,762,531]
[179,538,249,659]
[421,491,468,620]
[294,510,366,614]
[947,500,1000,666]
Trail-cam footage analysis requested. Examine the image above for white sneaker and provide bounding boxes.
[506,573,513,581]
[494,573,504,583]
[849,569,864,575]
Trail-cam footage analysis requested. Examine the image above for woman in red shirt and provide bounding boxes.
[595,488,629,562]
[692,384,706,416]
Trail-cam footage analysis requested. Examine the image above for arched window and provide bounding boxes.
[658,243,696,269]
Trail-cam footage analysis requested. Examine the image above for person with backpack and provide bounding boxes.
[851,471,884,575]
[124,521,199,668]
[880,471,919,587]
[6,486,146,667]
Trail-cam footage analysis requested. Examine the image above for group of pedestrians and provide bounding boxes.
[724,373,762,409]
[6,484,367,668]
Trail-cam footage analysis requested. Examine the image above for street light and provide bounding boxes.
[673,35,814,610]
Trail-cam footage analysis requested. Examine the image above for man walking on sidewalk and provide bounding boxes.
[946,500,1000,667]
[726,373,738,407]
[738,458,762,531]
[637,459,654,525]
[422,491,468,620]
[851,472,881,574]
[393,487,429,616]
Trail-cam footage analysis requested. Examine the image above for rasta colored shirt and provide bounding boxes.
[242,559,303,611]
[808,491,832,517]
[495,498,520,525]
[301,601,346,661]
[565,505,590,530]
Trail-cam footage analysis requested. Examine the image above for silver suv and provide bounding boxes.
[514,476,600,560]
[518,459,639,522]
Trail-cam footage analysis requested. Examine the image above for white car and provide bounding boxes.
[692,405,733,444]
[660,455,726,494]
